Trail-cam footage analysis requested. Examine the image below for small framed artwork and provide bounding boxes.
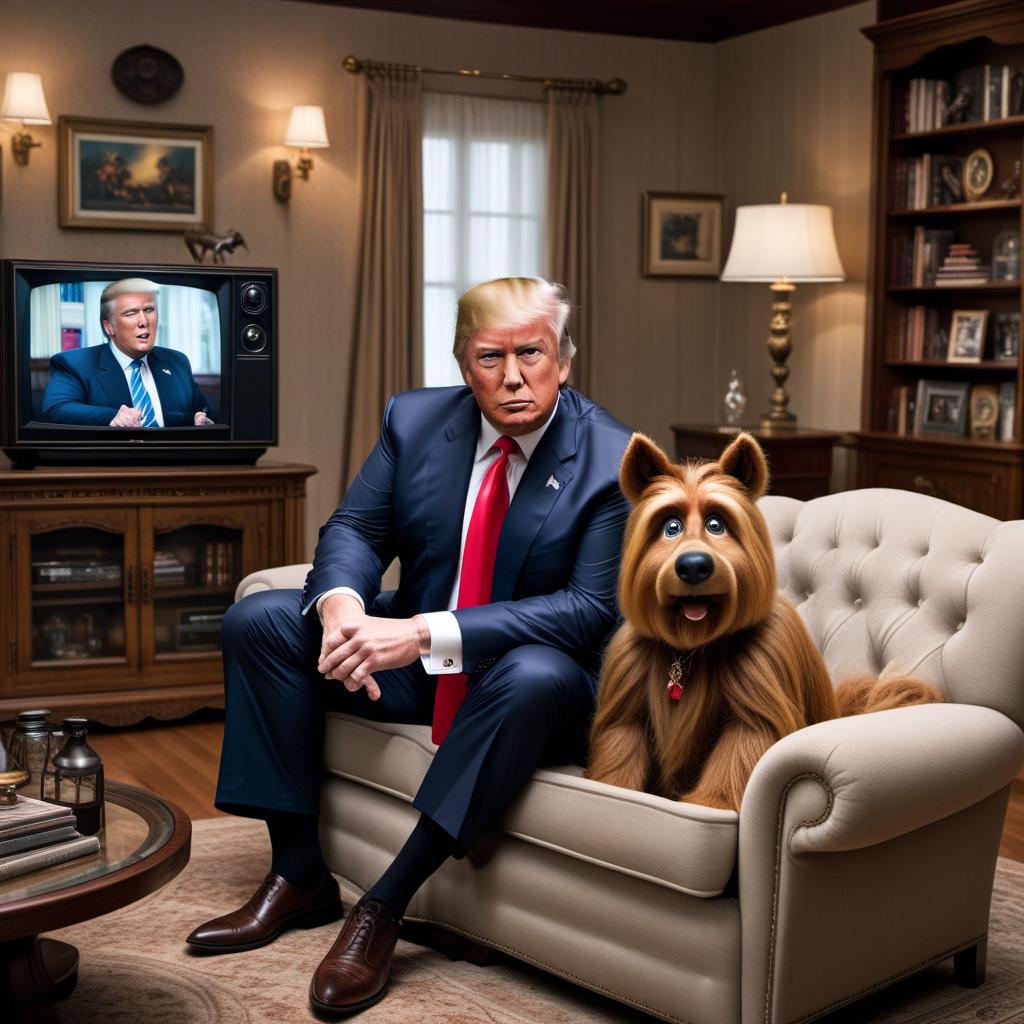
[58,116,213,230]
[947,309,988,362]
[642,192,723,278]
[993,312,1020,362]
[915,379,969,436]
[962,148,993,202]
[969,383,1000,440]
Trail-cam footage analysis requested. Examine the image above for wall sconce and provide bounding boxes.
[1,72,52,165]
[272,105,329,202]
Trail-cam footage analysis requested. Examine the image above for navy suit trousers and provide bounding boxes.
[214,589,597,855]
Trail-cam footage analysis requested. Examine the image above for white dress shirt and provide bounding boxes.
[108,343,165,427]
[316,394,560,674]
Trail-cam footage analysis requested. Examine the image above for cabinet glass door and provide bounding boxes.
[142,508,264,661]
[15,509,139,674]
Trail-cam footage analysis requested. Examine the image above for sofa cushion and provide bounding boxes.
[324,713,739,898]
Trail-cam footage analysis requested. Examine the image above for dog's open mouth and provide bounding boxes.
[674,595,718,622]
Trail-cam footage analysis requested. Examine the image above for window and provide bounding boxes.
[422,92,546,387]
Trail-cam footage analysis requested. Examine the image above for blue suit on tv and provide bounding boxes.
[39,343,212,426]
[215,384,633,854]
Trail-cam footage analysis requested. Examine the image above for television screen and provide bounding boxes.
[2,260,277,467]
[28,278,222,429]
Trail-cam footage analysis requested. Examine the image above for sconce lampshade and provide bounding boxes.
[284,105,329,148]
[1,72,52,124]
[721,202,845,283]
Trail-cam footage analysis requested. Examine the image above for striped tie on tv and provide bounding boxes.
[129,359,158,427]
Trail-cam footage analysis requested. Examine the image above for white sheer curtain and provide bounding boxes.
[156,285,220,372]
[29,285,62,358]
[422,92,547,388]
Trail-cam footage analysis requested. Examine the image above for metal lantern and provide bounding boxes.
[47,717,104,835]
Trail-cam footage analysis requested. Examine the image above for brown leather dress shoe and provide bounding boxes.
[309,898,400,1016]
[186,871,343,954]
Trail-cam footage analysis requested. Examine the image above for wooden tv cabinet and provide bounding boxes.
[0,462,316,726]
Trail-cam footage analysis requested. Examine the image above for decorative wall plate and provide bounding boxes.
[111,46,184,105]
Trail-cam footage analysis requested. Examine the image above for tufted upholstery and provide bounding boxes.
[238,486,1024,1024]
[762,489,1024,731]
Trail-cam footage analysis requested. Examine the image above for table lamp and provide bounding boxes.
[720,193,845,429]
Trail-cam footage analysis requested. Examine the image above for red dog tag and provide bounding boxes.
[667,656,683,701]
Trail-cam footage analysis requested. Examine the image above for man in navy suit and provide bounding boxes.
[39,277,214,427]
[188,277,633,1016]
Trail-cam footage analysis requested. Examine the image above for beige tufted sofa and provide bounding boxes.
[235,488,1024,1024]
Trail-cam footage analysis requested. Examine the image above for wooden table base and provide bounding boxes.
[1,936,79,1022]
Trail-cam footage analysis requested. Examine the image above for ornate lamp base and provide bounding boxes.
[759,279,797,430]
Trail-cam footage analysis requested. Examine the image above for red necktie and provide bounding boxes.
[432,435,518,744]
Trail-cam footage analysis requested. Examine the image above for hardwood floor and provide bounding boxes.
[89,718,1024,863]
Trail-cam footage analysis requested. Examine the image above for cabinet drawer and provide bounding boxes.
[862,454,1014,519]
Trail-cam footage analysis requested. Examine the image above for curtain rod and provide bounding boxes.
[342,54,627,96]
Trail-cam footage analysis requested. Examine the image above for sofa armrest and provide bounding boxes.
[740,702,1024,856]
[235,564,313,603]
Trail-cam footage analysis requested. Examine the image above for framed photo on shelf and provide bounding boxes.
[993,312,1020,362]
[969,384,1000,440]
[58,116,213,230]
[962,148,993,202]
[915,379,969,436]
[947,309,988,362]
[642,192,723,278]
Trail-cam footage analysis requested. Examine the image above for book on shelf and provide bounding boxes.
[888,385,916,435]
[153,550,187,587]
[0,833,100,882]
[201,542,235,588]
[934,242,988,286]
[890,154,963,209]
[32,560,122,585]
[999,382,1017,441]
[890,227,954,286]
[885,305,945,361]
[904,78,949,132]
[984,65,1014,121]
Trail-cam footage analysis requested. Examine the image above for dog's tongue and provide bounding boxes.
[682,601,708,622]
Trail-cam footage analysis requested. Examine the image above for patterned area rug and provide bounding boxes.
[51,817,1024,1024]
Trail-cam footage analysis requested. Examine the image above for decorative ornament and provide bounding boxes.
[667,656,684,702]
[723,369,747,430]
[112,45,184,105]
[184,227,248,264]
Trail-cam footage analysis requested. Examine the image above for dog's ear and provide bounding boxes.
[718,432,769,500]
[620,433,675,505]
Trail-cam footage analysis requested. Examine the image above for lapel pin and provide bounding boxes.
[161,367,172,375]
[545,476,560,491]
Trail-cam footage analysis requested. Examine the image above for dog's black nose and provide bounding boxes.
[675,551,713,584]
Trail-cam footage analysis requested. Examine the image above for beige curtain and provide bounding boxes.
[342,68,423,490]
[546,87,599,397]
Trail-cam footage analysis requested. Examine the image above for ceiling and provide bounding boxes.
[284,0,872,43]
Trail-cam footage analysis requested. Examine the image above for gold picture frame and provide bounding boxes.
[642,192,723,278]
[962,148,993,202]
[58,116,213,231]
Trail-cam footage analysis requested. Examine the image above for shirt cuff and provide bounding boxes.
[418,611,462,674]
[314,587,365,623]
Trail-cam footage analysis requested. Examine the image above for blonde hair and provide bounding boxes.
[453,277,576,366]
[100,277,160,338]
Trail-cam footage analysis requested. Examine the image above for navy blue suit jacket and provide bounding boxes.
[39,343,212,426]
[301,386,633,676]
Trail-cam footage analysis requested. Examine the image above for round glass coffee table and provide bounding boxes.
[0,780,191,1022]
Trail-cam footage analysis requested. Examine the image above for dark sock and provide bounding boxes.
[364,814,458,918]
[265,810,328,889]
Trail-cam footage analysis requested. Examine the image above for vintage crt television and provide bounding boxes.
[1,260,277,467]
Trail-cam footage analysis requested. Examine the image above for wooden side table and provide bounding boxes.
[670,424,841,501]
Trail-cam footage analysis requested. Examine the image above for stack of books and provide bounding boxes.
[0,795,100,882]
[935,243,988,286]
[153,550,187,587]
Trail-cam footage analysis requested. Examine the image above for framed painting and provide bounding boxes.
[642,192,723,278]
[58,116,213,231]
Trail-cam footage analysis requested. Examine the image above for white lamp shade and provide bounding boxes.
[284,105,329,148]
[1,72,51,124]
[721,202,845,283]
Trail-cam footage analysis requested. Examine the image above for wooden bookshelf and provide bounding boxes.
[856,1,1024,519]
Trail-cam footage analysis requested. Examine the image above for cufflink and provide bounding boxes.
[443,658,454,668]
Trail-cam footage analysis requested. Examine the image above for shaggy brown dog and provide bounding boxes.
[586,431,941,812]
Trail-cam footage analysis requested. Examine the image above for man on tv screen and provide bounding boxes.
[39,277,215,427]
